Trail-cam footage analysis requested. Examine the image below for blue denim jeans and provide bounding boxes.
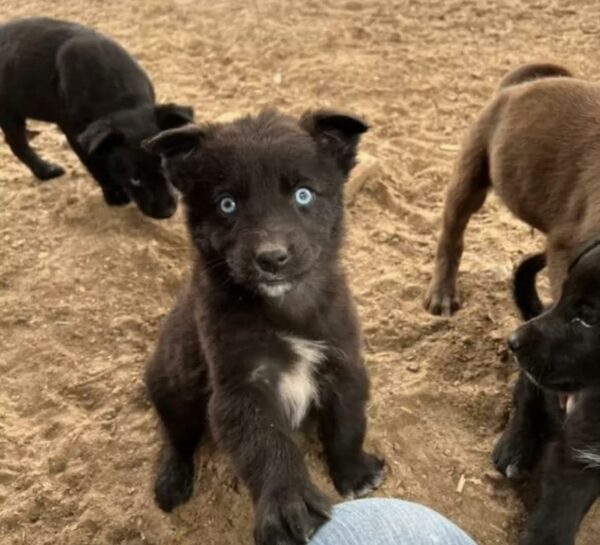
[310,499,477,545]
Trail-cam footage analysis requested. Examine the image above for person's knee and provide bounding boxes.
[310,499,477,545]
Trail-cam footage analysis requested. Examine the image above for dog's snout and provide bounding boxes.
[508,332,521,353]
[256,246,290,273]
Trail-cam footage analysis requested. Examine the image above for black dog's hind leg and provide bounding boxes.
[319,361,384,498]
[519,442,600,545]
[493,372,548,479]
[64,132,130,206]
[0,111,65,180]
[145,297,208,512]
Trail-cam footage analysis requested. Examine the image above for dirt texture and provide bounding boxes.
[1,1,599,544]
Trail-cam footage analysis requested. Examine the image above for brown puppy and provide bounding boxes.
[424,62,600,315]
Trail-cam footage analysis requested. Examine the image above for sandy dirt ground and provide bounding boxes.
[1,0,600,544]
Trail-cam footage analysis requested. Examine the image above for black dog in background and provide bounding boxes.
[494,249,600,545]
[0,17,194,218]
[144,110,385,545]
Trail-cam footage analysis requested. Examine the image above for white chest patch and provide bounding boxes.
[278,336,327,429]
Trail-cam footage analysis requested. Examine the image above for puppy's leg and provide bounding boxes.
[145,297,208,512]
[493,372,548,479]
[425,127,490,315]
[209,387,331,545]
[319,362,384,498]
[0,112,65,180]
[519,442,600,545]
[88,156,130,206]
[546,237,571,300]
[64,133,130,206]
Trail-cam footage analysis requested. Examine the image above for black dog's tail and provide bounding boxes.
[513,253,547,320]
[498,63,573,90]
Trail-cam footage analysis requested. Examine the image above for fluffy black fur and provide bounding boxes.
[493,249,600,545]
[144,110,384,545]
[0,17,194,218]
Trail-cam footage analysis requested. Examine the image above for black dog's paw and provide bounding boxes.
[492,424,541,480]
[254,482,331,545]
[153,450,195,513]
[34,162,65,181]
[101,186,131,206]
[518,526,562,545]
[332,452,385,499]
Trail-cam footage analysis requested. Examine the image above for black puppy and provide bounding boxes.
[0,17,194,218]
[143,110,384,545]
[493,248,600,545]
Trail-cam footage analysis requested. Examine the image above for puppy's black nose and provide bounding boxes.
[507,332,521,353]
[256,247,290,273]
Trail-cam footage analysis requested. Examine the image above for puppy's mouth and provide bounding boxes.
[258,280,294,298]
[523,372,582,414]
[525,371,582,392]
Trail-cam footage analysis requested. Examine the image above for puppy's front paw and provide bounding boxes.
[101,186,131,206]
[492,423,541,480]
[34,162,65,181]
[153,448,195,513]
[518,527,563,545]
[331,452,385,499]
[424,281,460,316]
[255,482,331,545]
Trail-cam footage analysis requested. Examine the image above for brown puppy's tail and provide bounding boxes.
[498,63,573,90]
[513,253,547,320]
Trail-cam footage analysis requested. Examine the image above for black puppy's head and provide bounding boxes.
[144,109,367,298]
[508,242,600,392]
[78,103,194,219]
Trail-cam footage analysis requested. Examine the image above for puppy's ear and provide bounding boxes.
[142,123,204,159]
[154,103,195,130]
[78,119,123,155]
[143,124,205,194]
[300,109,368,174]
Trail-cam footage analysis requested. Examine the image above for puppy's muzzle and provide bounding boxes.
[507,331,522,353]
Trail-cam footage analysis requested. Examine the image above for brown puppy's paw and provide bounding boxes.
[332,452,385,499]
[424,281,460,316]
[254,482,331,545]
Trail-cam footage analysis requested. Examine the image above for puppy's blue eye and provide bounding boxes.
[294,187,314,207]
[219,195,237,215]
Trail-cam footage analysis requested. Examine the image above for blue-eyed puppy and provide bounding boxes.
[143,110,385,545]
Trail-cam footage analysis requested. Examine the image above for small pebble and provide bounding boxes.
[407,361,421,372]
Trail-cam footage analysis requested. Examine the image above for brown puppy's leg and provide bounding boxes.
[425,127,490,315]
[546,236,572,301]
